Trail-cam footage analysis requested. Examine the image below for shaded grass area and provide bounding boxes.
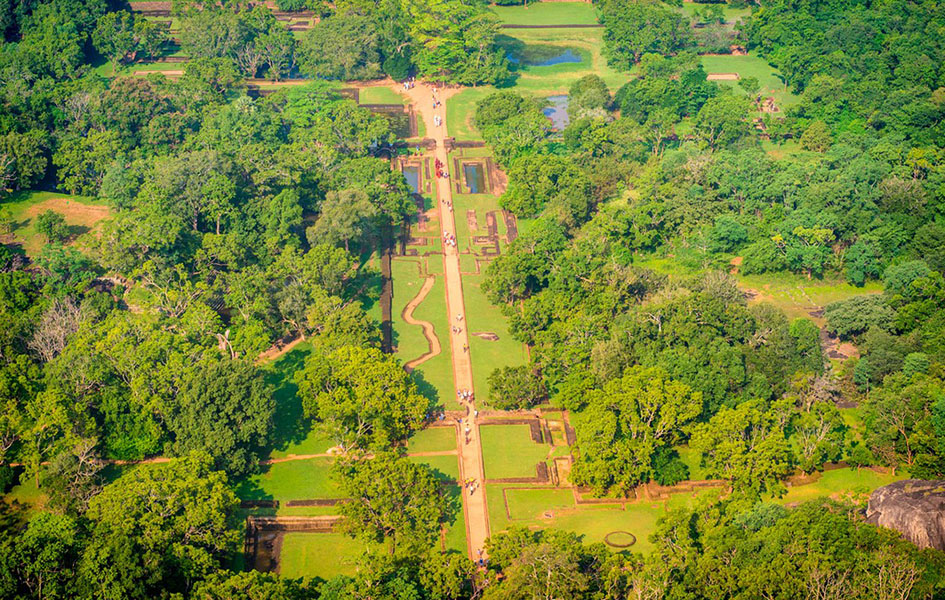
[700,53,798,108]
[408,454,460,482]
[1,190,109,257]
[443,485,468,553]
[676,446,711,482]
[480,425,549,479]
[279,533,364,580]
[260,341,326,459]
[491,3,599,26]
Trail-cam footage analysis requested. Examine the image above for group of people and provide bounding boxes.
[443,230,457,248]
[463,477,480,495]
[456,388,474,402]
[401,78,416,91]
[434,158,449,180]
[440,198,453,212]
[432,88,443,128]
[451,324,463,335]
[426,409,446,424]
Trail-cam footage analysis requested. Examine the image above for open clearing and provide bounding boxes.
[2,190,110,257]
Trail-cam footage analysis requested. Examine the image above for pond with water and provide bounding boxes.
[463,163,486,194]
[403,165,420,194]
[507,46,584,67]
[543,95,570,130]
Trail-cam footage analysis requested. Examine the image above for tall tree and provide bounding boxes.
[334,453,451,555]
[295,345,428,451]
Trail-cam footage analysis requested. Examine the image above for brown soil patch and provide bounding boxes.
[729,255,743,275]
[466,210,478,231]
[471,332,499,341]
[707,72,740,81]
[14,198,111,256]
[135,69,183,76]
[22,198,110,224]
[256,336,305,363]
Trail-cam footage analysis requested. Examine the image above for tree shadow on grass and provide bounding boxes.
[232,474,274,501]
[265,346,313,457]
[409,368,441,412]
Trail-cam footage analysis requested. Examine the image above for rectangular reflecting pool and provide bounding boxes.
[463,163,486,194]
[403,165,420,194]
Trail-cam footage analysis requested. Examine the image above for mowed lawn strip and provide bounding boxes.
[407,271,457,408]
[463,274,529,405]
[480,424,549,480]
[279,533,364,580]
[442,484,468,553]
[358,85,406,105]
[505,488,575,520]
[235,457,343,501]
[408,427,457,453]
[491,3,599,26]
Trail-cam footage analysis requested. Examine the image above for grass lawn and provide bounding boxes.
[447,28,629,141]
[451,193,510,254]
[638,257,883,325]
[408,427,457,454]
[505,487,575,520]
[491,2,599,26]
[737,271,883,324]
[408,454,460,481]
[485,482,667,554]
[261,342,328,460]
[463,273,529,404]
[678,3,752,23]
[1,190,109,257]
[390,258,456,407]
[442,484,467,552]
[778,467,904,505]
[359,85,406,105]
[480,425,549,479]
[235,458,343,501]
[676,446,711,482]
[279,533,364,580]
[3,480,47,514]
[700,53,798,109]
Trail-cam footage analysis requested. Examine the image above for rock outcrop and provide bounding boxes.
[866,479,945,550]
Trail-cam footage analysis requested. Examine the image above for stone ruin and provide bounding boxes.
[867,479,945,550]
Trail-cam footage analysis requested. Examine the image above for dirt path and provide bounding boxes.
[402,276,442,371]
[256,336,305,363]
[400,82,491,560]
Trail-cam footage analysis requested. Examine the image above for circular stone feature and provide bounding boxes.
[604,531,636,548]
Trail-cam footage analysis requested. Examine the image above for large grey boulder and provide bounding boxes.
[866,479,945,550]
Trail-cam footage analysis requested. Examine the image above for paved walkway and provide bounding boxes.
[400,82,491,560]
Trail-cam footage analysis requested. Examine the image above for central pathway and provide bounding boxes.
[400,82,491,559]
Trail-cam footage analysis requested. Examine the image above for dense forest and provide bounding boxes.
[1,0,944,598]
